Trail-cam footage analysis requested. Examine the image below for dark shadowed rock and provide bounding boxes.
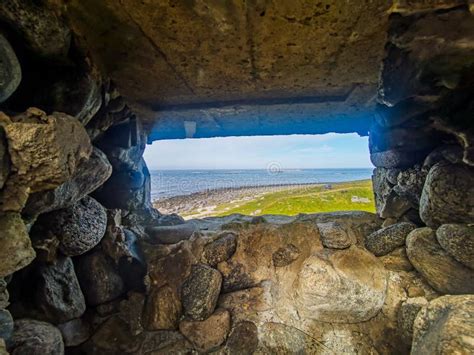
[156,213,185,226]
[226,321,259,354]
[179,308,230,352]
[412,295,474,355]
[202,232,237,266]
[0,33,21,103]
[24,147,112,216]
[144,285,182,331]
[420,162,474,228]
[436,224,474,269]
[182,264,222,321]
[146,223,198,244]
[406,228,474,294]
[7,319,64,355]
[372,168,411,219]
[370,149,431,169]
[0,309,13,340]
[0,126,9,190]
[0,0,71,59]
[317,221,354,249]
[365,222,417,256]
[74,249,124,306]
[34,257,86,324]
[57,318,90,347]
[33,196,107,257]
[272,244,301,267]
[0,278,8,309]
[116,229,147,291]
[0,212,35,277]
[423,144,464,168]
[397,297,428,345]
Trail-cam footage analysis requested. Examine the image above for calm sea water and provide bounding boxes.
[150,168,373,200]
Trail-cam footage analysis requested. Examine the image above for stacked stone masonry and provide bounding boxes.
[0,1,473,354]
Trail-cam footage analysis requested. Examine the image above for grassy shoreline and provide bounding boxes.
[154,179,375,219]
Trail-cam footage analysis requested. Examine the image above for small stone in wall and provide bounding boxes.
[412,295,474,354]
[420,162,474,228]
[397,297,428,345]
[146,223,198,245]
[74,249,124,306]
[378,247,414,272]
[57,318,90,348]
[7,319,64,355]
[202,232,237,266]
[33,196,107,257]
[272,244,301,267]
[406,228,474,294]
[0,309,13,340]
[179,308,230,353]
[436,224,474,269]
[34,257,86,324]
[0,212,35,277]
[317,221,354,249]
[226,321,259,354]
[182,264,222,321]
[0,34,21,103]
[144,285,182,330]
[364,222,417,256]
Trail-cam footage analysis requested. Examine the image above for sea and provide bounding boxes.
[150,168,374,201]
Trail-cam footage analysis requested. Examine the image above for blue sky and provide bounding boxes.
[144,133,372,170]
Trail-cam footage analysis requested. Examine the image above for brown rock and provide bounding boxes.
[272,244,301,267]
[436,224,474,269]
[365,222,417,256]
[144,285,182,330]
[202,232,237,266]
[179,308,230,352]
[117,292,146,336]
[406,228,474,294]
[412,295,474,354]
[226,321,259,355]
[379,247,414,272]
[0,213,35,277]
[182,264,222,321]
[397,297,428,345]
[7,319,64,355]
[317,221,354,249]
[420,162,474,228]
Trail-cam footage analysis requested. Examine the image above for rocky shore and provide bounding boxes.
[153,183,326,218]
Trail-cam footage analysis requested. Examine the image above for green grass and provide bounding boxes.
[213,180,375,216]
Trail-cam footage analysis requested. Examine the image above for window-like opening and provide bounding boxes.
[144,133,374,219]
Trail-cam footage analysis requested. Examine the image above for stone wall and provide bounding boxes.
[0,1,473,355]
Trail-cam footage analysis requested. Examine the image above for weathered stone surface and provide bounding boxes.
[146,223,198,245]
[33,196,107,257]
[370,149,430,169]
[423,144,464,169]
[412,295,474,355]
[179,308,230,352]
[0,213,35,277]
[0,279,8,309]
[0,309,13,340]
[57,318,90,347]
[7,319,64,355]
[372,168,412,219]
[397,297,428,345]
[0,109,91,212]
[156,213,185,226]
[226,321,259,355]
[406,228,474,294]
[117,292,146,336]
[393,165,427,207]
[317,221,354,249]
[365,222,417,256]
[437,224,474,269]
[0,127,9,191]
[34,257,86,324]
[293,246,388,323]
[420,162,474,228]
[144,285,182,330]
[182,264,222,321]
[0,33,21,103]
[202,232,237,266]
[75,249,124,306]
[0,0,71,59]
[272,244,301,267]
[24,147,112,216]
[379,247,414,272]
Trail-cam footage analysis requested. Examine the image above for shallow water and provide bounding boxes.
[150,168,373,200]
